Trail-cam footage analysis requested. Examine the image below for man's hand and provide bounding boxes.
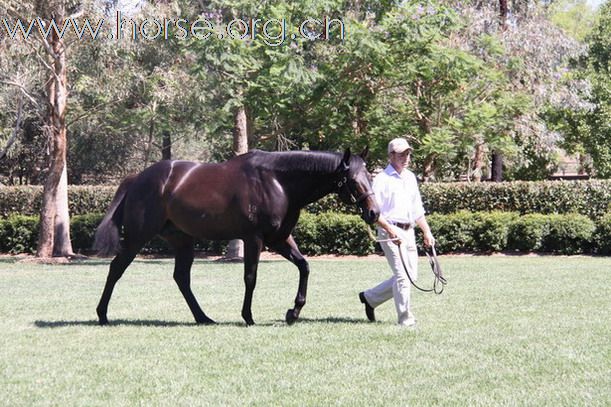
[423,231,435,247]
[377,216,402,245]
[386,227,402,245]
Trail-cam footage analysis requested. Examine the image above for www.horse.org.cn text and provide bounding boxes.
[1,11,346,47]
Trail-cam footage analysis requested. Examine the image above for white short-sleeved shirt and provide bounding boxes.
[372,164,425,225]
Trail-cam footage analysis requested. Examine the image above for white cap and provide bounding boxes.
[387,138,412,155]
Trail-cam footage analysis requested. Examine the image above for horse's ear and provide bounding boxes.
[341,148,351,170]
[360,146,370,161]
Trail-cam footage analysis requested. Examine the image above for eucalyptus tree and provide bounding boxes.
[0,0,91,257]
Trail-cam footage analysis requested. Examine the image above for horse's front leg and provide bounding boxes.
[241,237,263,326]
[271,235,310,325]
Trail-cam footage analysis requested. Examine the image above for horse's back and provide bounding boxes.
[119,155,293,242]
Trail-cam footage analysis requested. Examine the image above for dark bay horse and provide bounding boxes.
[94,148,380,326]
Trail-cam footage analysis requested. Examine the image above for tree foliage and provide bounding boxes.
[547,1,610,177]
[0,0,607,184]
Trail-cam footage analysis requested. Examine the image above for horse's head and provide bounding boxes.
[336,147,380,224]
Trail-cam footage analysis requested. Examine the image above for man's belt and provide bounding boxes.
[390,221,412,230]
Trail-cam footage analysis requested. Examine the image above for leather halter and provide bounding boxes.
[337,176,375,204]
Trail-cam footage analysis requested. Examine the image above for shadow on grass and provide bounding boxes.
[34,319,193,328]
[33,319,264,328]
[34,316,365,328]
[275,316,365,325]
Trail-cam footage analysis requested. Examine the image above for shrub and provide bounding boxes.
[2,180,610,223]
[542,214,595,255]
[426,211,518,253]
[0,186,115,218]
[304,180,611,220]
[315,212,375,255]
[70,213,227,255]
[472,212,519,252]
[304,195,354,215]
[0,215,39,254]
[507,214,550,252]
[294,212,374,256]
[420,180,610,220]
[593,213,611,255]
[0,211,606,256]
[292,212,321,255]
[67,186,115,216]
[426,211,477,253]
[71,213,104,252]
[0,187,42,218]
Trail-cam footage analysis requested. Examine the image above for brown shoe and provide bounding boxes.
[359,292,375,322]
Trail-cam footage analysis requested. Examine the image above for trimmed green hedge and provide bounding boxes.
[420,180,610,220]
[542,214,597,255]
[306,179,611,220]
[0,186,115,218]
[506,213,598,255]
[2,180,609,221]
[426,211,596,255]
[1,210,608,256]
[293,212,375,256]
[0,213,227,255]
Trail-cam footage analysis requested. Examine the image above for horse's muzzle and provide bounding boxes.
[361,208,380,224]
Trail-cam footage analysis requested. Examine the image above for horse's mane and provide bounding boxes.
[245,150,343,174]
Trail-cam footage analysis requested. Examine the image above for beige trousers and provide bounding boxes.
[364,226,418,325]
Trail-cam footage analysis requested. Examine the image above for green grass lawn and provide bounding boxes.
[0,255,609,406]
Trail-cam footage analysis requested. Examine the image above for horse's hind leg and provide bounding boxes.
[166,233,215,325]
[97,249,138,325]
[97,216,162,325]
[271,235,310,325]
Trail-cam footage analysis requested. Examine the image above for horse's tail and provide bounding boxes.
[93,175,136,256]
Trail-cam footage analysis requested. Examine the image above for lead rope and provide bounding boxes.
[371,229,447,294]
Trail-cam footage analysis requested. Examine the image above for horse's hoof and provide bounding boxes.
[245,319,255,326]
[96,308,108,325]
[285,309,298,325]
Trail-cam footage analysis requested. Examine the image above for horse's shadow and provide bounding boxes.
[34,316,364,328]
[34,319,193,328]
[34,319,246,328]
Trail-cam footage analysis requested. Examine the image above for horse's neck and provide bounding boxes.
[279,171,336,208]
[250,151,341,208]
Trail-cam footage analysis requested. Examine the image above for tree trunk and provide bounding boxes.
[37,24,71,258]
[471,143,485,182]
[161,130,172,160]
[143,118,155,169]
[225,105,249,260]
[232,106,248,155]
[491,151,503,182]
[578,153,587,175]
[34,3,73,257]
[53,163,74,256]
[352,105,366,137]
[422,155,435,182]
[491,0,509,183]
[500,0,509,29]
